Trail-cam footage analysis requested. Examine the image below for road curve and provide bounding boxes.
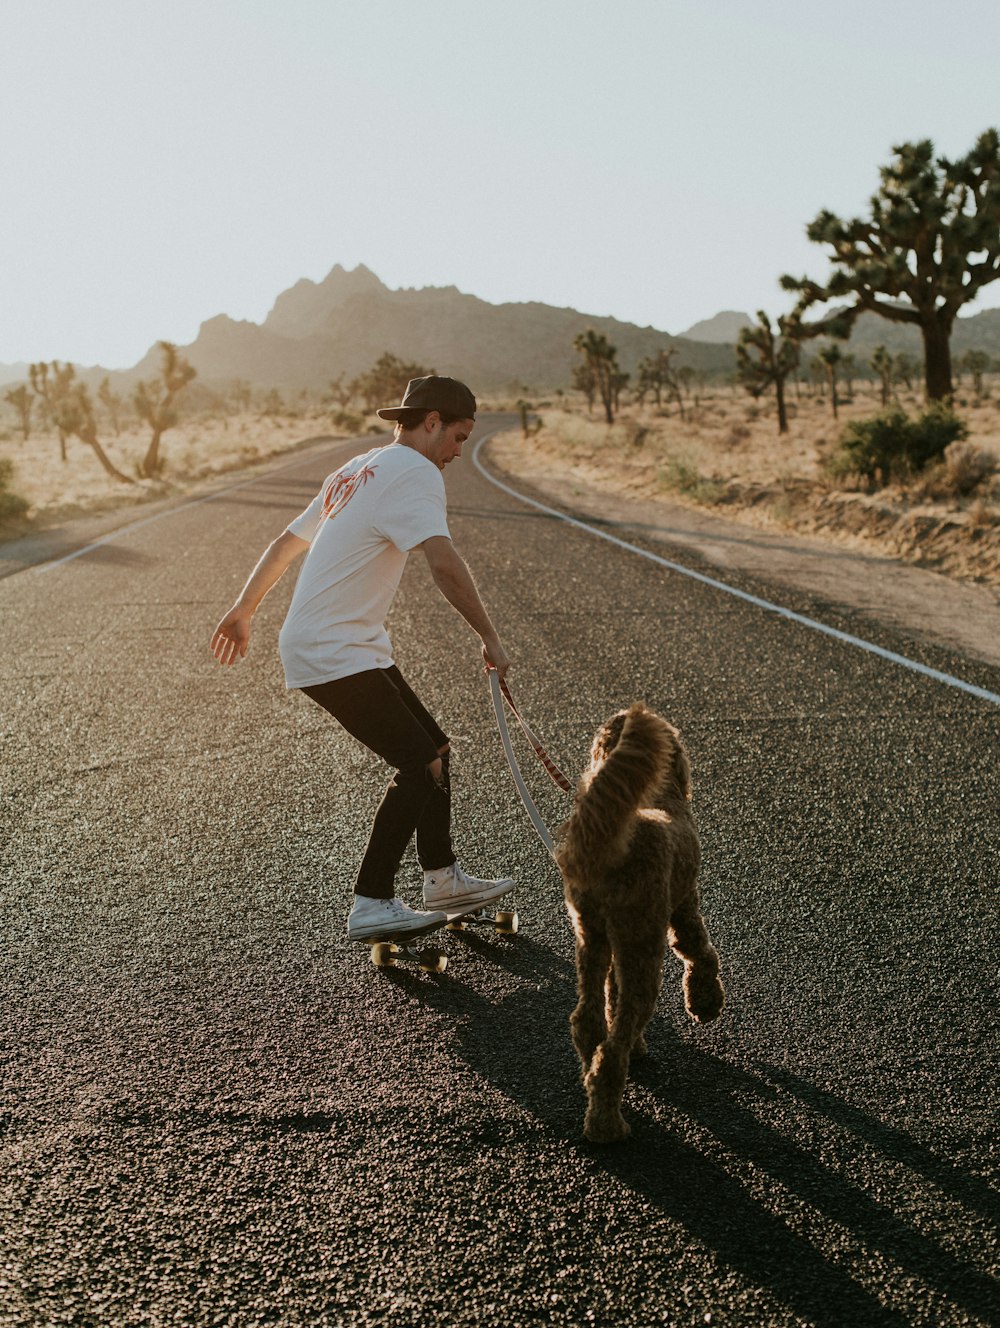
[2,414,997,1327]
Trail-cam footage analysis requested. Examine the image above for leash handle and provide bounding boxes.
[495,674,573,793]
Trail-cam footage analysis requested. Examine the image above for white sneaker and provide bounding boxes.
[422,862,514,912]
[347,895,447,941]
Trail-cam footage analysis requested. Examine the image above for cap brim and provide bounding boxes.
[375,407,404,420]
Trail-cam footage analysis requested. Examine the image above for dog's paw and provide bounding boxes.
[631,1033,649,1058]
[583,1107,631,1144]
[684,969,725,1023]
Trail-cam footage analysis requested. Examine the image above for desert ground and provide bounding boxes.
[0,407,361,529]
[2,381,998,585]
[494,381,1000,586]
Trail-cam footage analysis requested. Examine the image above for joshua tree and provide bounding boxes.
[735,311,800,433]
[781,129,1000,400]
[870,345,894,406]
[133,341,197,478]
[572,361,597,413]
[611,370,630,414]
[4,385,34,440]
[29,361,75,461]
[817,344,843,418]
[840,353,858,399]
[97,377,124,436]
[573,329,620,424]
[635,349,679,408]
[961,348,990,398]
[893,352,919,392]
[327,374,355,411]
[59,380,133,483]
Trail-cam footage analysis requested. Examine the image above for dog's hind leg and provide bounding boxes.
[669,893,725,1023]
[569,919,612,1078]
[583,943,663,1143]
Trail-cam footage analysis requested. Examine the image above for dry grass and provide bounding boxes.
[498,383,1000,584]
[0,409,379,529]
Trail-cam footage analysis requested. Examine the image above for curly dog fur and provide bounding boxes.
[557,703,724,1143]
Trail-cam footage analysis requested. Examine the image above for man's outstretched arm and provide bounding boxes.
[420,535,511,677]
[210,529,309,666]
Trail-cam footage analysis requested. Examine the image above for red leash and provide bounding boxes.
[494,674,573,793]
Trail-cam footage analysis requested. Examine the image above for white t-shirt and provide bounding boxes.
[278,443,450,687]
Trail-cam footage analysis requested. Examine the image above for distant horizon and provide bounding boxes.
[0,259,996,377]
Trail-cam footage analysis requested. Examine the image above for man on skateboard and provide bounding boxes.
[210,375,514,941]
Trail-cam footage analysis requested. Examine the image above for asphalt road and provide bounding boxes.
[2,414,998,1328]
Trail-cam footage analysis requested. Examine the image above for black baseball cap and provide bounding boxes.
[376,375,477,421]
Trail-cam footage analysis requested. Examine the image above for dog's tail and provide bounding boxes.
[558,703,675,880]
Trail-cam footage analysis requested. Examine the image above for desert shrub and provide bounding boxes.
[0,458,29,525]
[724,423,751,447]
[828,403,969,485]
[657,456,726,504]
[621,420,650,449]
[926,441,999,498]
[331,409,364,433]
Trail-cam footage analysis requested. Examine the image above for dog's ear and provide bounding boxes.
[590,709,629,768]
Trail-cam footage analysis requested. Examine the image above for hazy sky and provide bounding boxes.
[3,0,999,368]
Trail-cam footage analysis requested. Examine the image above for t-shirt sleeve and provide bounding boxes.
[285,479,329,544]
[374,466,451,552]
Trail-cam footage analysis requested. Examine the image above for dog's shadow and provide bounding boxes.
[414,943,996,1328]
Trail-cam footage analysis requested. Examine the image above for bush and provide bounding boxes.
[657,456,727,504]
[0,457,29,526]
[828,403,969,485]
[938,441,998,497]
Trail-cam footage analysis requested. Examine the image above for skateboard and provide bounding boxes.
[359,919,450,973]
[446,888,518,935]
[360,893,519,971]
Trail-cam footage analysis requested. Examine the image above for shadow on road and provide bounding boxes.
[387,938,994,1328]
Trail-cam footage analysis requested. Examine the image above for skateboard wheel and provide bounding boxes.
[496,910,519,934]
[446,920,467,931]
[371,942,397,967]
[420,949,448,974]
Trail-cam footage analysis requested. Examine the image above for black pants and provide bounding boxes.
[302,665,456,899]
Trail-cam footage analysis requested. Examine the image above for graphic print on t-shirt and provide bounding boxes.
[322,463,377,520]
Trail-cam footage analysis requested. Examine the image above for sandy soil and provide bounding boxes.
[0,410,380,531]
[503,391,1000,587]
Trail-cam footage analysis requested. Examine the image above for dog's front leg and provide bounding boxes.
[669,895,725,1023]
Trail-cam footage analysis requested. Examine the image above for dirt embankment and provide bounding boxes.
[484,404,1000,674]
[494,396,1000,588]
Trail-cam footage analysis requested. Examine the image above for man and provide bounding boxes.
[210,375,514,940]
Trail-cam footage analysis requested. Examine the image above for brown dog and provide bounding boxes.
[557,703,724,1142]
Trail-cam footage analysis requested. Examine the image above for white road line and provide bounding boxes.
[33,440,352,575]
[471,433,1000,709]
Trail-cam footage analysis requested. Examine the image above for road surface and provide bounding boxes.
[2,415,997,1327]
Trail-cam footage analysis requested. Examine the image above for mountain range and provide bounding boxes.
[3,265,999,397]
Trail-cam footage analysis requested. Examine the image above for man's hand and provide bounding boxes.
[209,529,309,669]
[211,609,252,666]
[481,636,511,679]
